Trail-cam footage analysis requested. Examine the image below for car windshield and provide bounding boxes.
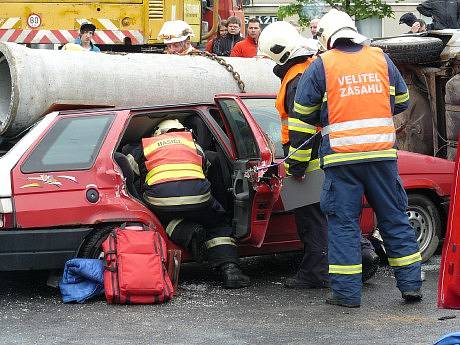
[240,98,283,158]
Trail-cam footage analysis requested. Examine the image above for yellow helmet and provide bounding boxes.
[317,9,369,50]
[153,119,185,136]
[62,43,85,51]
[158,20,195,44]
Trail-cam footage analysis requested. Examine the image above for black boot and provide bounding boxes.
[284,275,329,289]
[362,250,380,282]
[220,263,250,289]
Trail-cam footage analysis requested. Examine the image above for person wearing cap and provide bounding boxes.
[73,23,100,52]
[158,20,198,55]
[399,12,418,27]
[293,9,421,308]
[124,119,250,289]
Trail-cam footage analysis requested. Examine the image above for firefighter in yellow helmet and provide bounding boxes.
[158,20,198,55]
[126,118,250,289]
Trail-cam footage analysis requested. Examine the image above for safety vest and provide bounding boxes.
[275,58,315,145]
[321,46,395,153]
[142,131,205,186]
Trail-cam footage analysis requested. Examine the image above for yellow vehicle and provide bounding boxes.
[0,0,209,49]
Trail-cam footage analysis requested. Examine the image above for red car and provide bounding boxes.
[439,141,460,309]
[0,94,454,271]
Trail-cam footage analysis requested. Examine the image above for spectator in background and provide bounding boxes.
[205,20,228,54]
[230,18,261,57]
[73,23,100,52]
[409,19,427,33]
[310,18,320,39]
[215,16,244,56]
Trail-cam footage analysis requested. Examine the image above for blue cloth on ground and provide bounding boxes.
[59,258,104,303]
[434,332,460,345]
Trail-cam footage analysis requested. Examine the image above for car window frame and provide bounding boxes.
[20,113,115,173]
[216,98,261,160]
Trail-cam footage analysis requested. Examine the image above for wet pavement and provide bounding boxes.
[0,253,458,345]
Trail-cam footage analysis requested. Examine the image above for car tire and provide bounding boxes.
[78,226,113,259]
[406,194,441,262]
[371,37,444,64]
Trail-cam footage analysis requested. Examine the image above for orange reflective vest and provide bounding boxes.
[142,131,205,186]
[321,46,395,153]
[275,58,315,145]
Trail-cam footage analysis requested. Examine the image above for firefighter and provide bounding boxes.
[293,9,422,307]
[158,20,198,55]
[258,21,379,289]
[127,119,250,289]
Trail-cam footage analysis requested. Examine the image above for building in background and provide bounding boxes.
[243,0,431,38]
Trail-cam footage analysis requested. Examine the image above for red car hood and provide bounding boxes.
[397,151,455,175]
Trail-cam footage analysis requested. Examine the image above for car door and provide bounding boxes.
[11,112,119,228]
[215,95,281,247]
[438,144,460,309]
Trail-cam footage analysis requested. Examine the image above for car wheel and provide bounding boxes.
[78,226,113,259]
[371,37,444,64]
[406,194,441,262]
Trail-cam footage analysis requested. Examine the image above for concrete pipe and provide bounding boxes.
[0,42,280,137]
[445,74,460,160]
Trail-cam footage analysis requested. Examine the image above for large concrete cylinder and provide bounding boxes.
[445,73,460,160]
[0,42,280,137]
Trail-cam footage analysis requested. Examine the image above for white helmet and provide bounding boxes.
[153,119,185,136]
[317,9,369,50]
[258,21,317,65]
[158,20,195,44]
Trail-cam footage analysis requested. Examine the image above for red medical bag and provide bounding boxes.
[102,225,174,304]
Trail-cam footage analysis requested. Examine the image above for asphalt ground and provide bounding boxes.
[0,254,459,345]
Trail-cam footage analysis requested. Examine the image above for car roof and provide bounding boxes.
[55,93,277,117]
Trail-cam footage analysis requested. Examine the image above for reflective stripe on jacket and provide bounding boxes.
[321,46,395,154]
[142,131,205,186]
[275,59,315,145]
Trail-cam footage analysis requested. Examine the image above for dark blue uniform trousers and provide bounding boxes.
[321,160,422,304]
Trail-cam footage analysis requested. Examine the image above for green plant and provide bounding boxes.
[277,0,397,27]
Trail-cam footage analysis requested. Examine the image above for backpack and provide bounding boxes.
[102,224,174,304]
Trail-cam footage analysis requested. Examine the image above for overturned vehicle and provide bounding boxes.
[372,29,460,160]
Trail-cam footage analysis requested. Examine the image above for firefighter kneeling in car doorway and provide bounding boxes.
[127,119,250,289]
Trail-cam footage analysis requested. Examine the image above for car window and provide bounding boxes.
[21,114,114,173]
[240,98,283,158]
[218,99,259,159]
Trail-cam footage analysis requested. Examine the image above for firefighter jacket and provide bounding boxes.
[293,43,410,169]
[273,56,320,176]
[140,131,212,211]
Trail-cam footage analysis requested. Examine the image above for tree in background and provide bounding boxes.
[277,0,396,27]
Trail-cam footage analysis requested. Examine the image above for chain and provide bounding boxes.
[187,50,246,93]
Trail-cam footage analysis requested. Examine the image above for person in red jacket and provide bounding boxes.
[230,18,261,57]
